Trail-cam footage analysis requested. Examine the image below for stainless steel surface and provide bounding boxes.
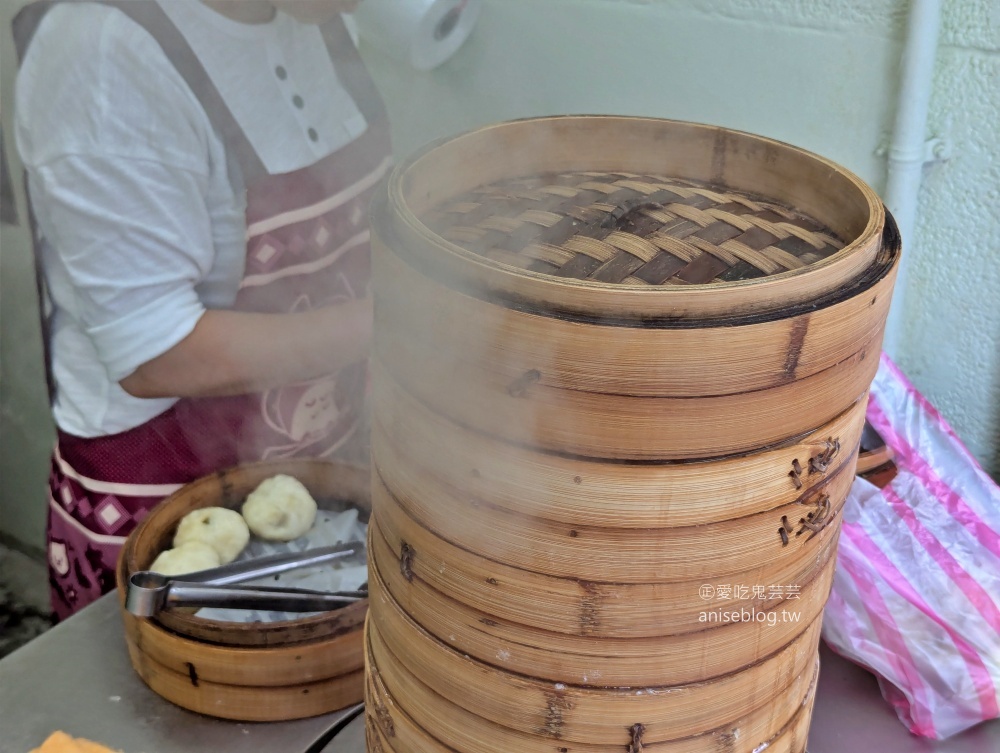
[4,595,999,752]
[125,572,364,617]
[0,593,353,752]
[319,713,365,753]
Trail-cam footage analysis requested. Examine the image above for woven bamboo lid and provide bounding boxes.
[379,116,889,321]
[421,172,845,286]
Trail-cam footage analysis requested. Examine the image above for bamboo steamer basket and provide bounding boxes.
[367,116,899,753]
[116,459,370,721]
[372,428,856,583]
[373,360,869,529]
[368,527,835,686]
[372,233,892,460]
[367,599,822,745]
[369,483,840,638]
[365,626,819,753]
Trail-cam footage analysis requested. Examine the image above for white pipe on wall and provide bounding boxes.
[882,0,942,359]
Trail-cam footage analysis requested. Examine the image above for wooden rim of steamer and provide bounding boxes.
[369,507,837,638]
[365,602,822,744]
[372,371,868,529]
[371,443,853,582]
[368,528,835,686]
[365,629,819,753]
[383,116,885,322]
[372,230,896,398]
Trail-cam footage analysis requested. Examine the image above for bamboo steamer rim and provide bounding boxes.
[117,458,370,646]
[365,626,820,753]
[371,375,869,528]
[367,528,835,687]
[368,507,840,638]
[124,637,364,722]
[365,601,823,744]
[384,116,888,321]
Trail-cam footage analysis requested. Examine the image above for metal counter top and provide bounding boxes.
[2,593,998,752]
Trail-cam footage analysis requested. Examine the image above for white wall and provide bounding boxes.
[0,0,996,550]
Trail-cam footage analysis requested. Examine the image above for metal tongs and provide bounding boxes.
[126,541,368,617]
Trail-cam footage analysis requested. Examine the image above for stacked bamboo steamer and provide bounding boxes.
[116,459,370,722]
[366,117,899,753]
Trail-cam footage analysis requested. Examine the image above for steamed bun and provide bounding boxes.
[241,474,318,541]
[149,541,221,576]
[173,506,250,563]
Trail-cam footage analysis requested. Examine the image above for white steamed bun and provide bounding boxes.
[149,541,221,576]
[241,474,318,541]
[173,506,250,564]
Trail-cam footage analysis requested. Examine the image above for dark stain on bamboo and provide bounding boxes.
[375,700,396,738]
[400,542,415,582]
[717,728,738,752]
[579,581,601,635]
[539,692,573,738]
[366,717,384,753]
[782,315,810,378]
[185,662,199,688]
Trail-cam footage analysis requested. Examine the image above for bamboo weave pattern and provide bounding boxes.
[422,172,845,285]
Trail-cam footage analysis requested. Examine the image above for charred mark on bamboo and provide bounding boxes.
[185,662,199,688]
[627,722,647,753]
[599,199,664,230]
[718,729,739,752]
[480,617,499,627]
[374,700,395,738]
[507,369,541,397]
[539,692,573,738]
[366,717,384,753]
[783,315,810,378]
[579,581,601,635]
[400,542,415,582]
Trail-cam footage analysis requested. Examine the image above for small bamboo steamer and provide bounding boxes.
[116,459,370,720]
[371,455,854,583]
[365,630,820,753]
[368,531,835,686]
[369,492,839,638]
[119,459,370,646]
[367,598,823,745]
[373,367,868,529]
[124,637,364,723]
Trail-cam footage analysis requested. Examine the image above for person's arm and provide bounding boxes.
[119,299,372,398]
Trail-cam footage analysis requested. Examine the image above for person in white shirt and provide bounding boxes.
[14,0,391,619]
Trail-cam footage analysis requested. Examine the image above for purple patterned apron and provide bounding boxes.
[15,1,391,620]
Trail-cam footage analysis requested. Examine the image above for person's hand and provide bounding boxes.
[119,298,373,399]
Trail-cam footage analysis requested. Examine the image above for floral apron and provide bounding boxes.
[15,1,391,620]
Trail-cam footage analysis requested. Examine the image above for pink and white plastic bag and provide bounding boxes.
[823,354,1000,739]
